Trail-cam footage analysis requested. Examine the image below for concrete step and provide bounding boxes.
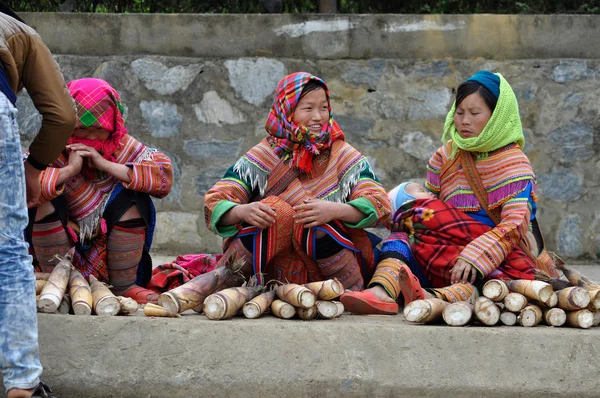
[30,312,600,398]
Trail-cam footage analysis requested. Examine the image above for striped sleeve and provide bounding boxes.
[36,167,66,205]
[204,164,254,237]
[457,194,531,277]
[122,150,173,199]
[425,146,445,194]
[346,161,391,229]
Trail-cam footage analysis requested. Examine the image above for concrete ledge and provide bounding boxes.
[22,13,600,59]
[35,312,600,397]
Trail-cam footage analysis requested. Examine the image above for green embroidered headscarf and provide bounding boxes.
[441,72,524,158]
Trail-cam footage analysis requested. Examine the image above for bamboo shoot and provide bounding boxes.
[89,275,120,316]
[556,287,591,311]
[271,299,295,319]
[69,269,92,316]
[482,280,509,301]
[144,303,180,318]
[554,258,600,291]
[34,272,51,280]
[203,286,261,320]
[500,311,517,326]
[296,305,318,320]
[507,280,553,303]
[315,300,340,319]
[159,255,246,314]
[117,296,139,316]
[518,305,542,327]
[442,301,473,326]
[304,279,344,300]
[56,295,71,315]
[503,293,528,312]
[543,308,566,327]
[37,251,73,313]
[403,298,449,324]
[474,297,500,326]
[35,279,46,295]
[333,301,344,318]
[243,290,276,319]
[566,309,594,329]
[276,284,316,309]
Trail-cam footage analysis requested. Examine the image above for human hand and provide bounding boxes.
[65,149,84,176]
[236,202,277,229]
[450,259,478,284]
[293,199,341,228]
[67,144,109,171]
[24,161,42,208]
[391,219,406,233]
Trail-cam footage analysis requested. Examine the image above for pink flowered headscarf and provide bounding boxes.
[66,78,127,164]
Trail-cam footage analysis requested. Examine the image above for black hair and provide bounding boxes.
[0,1,26,24]
[455,81,497,113]
[299,79,327,100]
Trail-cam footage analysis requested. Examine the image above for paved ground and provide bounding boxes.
[29,310,600,398]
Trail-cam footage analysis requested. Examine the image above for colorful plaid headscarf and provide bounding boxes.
[67,78,127,161]
[265,72,345,174]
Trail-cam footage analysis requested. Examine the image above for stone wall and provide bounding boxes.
[16,14,600,260]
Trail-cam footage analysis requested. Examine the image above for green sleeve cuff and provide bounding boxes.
[344,197,378,229]
[211,200,240,238]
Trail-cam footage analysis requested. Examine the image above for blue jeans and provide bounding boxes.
[0,93,42,392]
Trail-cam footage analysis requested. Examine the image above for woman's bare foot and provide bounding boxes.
[368,285,396,303]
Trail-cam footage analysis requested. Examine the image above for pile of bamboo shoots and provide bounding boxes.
[404,265,600,329]
[35,250,139,317]
[146,278,346,320]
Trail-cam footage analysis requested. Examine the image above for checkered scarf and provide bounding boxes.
[66,78,127,165]
[265,72,344,174]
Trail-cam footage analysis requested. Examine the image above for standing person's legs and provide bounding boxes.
[0,96,42,396]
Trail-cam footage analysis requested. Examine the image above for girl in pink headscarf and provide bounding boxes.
[26,78,173,304]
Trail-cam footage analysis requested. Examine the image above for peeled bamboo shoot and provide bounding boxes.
[271,299,295,319]
[296,305,318,320]
[500,311,517,326]
[503,293,528,312]
[144,303,180,318]
[304,279,344,300]
[403,298,449,324]
[507,280,553,303]
[37,251,73,313]
[203,286,261,320]
[316,300,340,319]
[276,284,316,309]
[89,275,120,316]
[442,301,473,326]
[69,269,92,316]
[543,308,566,327]
[117,296,139,316]
[556,287,591,311]
[566,309,594,329]
[518,305,542,327]
[243,290,276,319]
[159,255,246,314]
[474,297,500,326]
[482,280,509,302]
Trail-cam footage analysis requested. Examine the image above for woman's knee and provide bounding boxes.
[34,201,56,222]
[118,205,142,222]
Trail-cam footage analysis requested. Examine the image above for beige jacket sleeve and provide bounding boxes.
[7,32,75,166]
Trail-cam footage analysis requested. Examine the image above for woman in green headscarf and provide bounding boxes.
[342,71,559,315]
